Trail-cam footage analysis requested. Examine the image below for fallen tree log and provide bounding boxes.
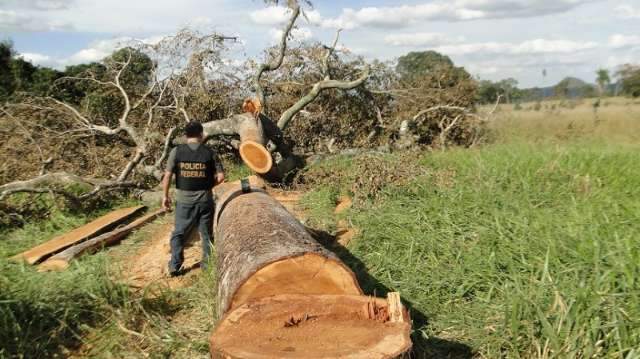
[213,181,362,314]
[11,205,146,264]
[210,180,412,357]
[38,208,166,271]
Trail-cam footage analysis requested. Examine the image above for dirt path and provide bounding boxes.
[120,220,204,290]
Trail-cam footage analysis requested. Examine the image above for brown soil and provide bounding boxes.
[121,220,203,290]
[211,294,412,359]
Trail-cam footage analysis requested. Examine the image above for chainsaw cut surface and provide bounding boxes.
[211,294,412,359]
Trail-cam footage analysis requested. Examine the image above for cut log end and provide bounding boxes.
[229,253,362,312]
[239,140,272,174]
[211,294,412,359]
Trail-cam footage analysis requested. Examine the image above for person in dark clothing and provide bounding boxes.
[161,121,224,276]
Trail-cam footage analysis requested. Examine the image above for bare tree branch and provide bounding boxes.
[253,2,301,109]
[0,172,138,202]
[277,65,370,129]
[322,29,342,78]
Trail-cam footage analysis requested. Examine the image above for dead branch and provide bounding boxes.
[253,2,301,109]
[0,172,137,202]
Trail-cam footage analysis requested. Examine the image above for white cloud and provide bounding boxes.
[0,10,72,32]
[609,34,640,49]
[384,33,465,47]
[615,4,640,19]
[281,0,599,30]
[19,52,53,65]
[17,36,165,69]
[249,6,291,25]
[269,27,313,43]
[4,0,75,10]
[434,39,598,56]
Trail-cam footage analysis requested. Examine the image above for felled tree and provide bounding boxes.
[0,33,237,201]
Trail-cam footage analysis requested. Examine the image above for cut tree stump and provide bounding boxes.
[11,205,145,265]
[210,180,412,358]
[38,208,166,271]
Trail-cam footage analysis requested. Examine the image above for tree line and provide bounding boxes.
[476,67,640,105]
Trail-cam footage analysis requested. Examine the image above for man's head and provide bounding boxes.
[185,121,204,140]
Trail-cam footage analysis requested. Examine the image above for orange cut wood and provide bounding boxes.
[38,208,165,271]
[210,294,412,359]
[11,205,145,265]
[230,253,362,311]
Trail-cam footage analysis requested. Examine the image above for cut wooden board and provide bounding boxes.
[11,205,146,265]
[38,208,166,272]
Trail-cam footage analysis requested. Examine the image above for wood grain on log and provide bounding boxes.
[11,206,146,265]
[38,208,166,271]
[213,181,362,315]
[237,114,272,174]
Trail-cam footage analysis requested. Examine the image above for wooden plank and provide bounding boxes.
[38,208,166,272]
[11,205,146,265]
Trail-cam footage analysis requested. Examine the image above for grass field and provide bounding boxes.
[1,98,639,358]
[300,141,640,357]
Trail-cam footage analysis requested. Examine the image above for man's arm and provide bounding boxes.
[161,171,173,210]
[214,153,225,185]
[162,148,177,210]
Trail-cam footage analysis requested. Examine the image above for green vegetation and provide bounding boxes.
[0,205,217,358]
[299,140,640,357]
[0,205,132,357]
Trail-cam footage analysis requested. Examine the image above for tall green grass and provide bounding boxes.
[303,142,640,357]
[0,203,143,358]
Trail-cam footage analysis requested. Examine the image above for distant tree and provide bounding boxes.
[497,78,519,104]
[396,50,455,79]
[10,57,37,93]
[0,41,15,100]
[477,80,501,104]
[596,68,611,97]
[616,64,640,98]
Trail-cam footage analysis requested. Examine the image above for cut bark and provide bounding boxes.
[213,181,362,315]
[38,208,166,271]
[11,205,145,265]
[210,294,412,359]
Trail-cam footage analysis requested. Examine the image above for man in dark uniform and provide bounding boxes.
[161,121,224,276]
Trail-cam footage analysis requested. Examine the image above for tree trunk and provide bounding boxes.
[213,181,362,315]
[38,208,166,271]
[210,180,412,358]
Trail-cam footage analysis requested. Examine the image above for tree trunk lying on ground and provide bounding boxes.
[210,179,412,358]
[11,205,146,264]
[38,208,166,271]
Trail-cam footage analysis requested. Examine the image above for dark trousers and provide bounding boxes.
[168,199,214,273]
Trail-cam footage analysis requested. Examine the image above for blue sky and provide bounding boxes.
[1,0,640,87]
